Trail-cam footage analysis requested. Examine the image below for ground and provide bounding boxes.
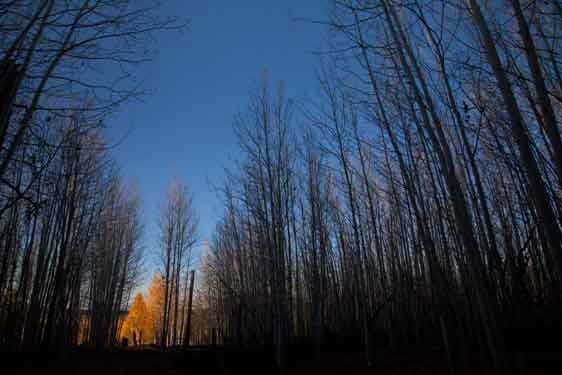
[1,347,560,374]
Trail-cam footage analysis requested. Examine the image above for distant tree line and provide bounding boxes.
[206,1,561,375]
[116,180,200,351]
[0,0,184,351]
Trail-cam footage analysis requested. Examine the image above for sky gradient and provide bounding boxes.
[105,1,329,273]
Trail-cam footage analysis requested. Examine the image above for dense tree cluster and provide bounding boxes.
[0,1,560,374]
[207,1,561,374]
[0,0,183,351]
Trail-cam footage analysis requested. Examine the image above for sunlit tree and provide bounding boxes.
[147,273,166,346]
[121,293,152,347]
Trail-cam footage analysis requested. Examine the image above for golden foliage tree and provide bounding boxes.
[147,273,166,345]
[121,293,152,346]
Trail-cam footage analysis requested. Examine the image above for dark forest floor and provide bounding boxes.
[1,347,560,374]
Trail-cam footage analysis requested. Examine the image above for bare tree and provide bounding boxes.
[158,178,198,350]
[205,2,561,374]
[0,0,184,352]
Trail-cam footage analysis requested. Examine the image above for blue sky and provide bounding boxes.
[105,1,329,274]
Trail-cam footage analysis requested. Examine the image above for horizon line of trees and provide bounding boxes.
[206,1,561,374]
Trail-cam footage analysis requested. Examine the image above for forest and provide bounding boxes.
[0,0,561,374]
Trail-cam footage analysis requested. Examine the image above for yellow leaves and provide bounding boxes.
[146,273,166,341]
[120,273,173,346]
[147,273,165,320]
[121,292,152,346]
[121,274,167,346]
